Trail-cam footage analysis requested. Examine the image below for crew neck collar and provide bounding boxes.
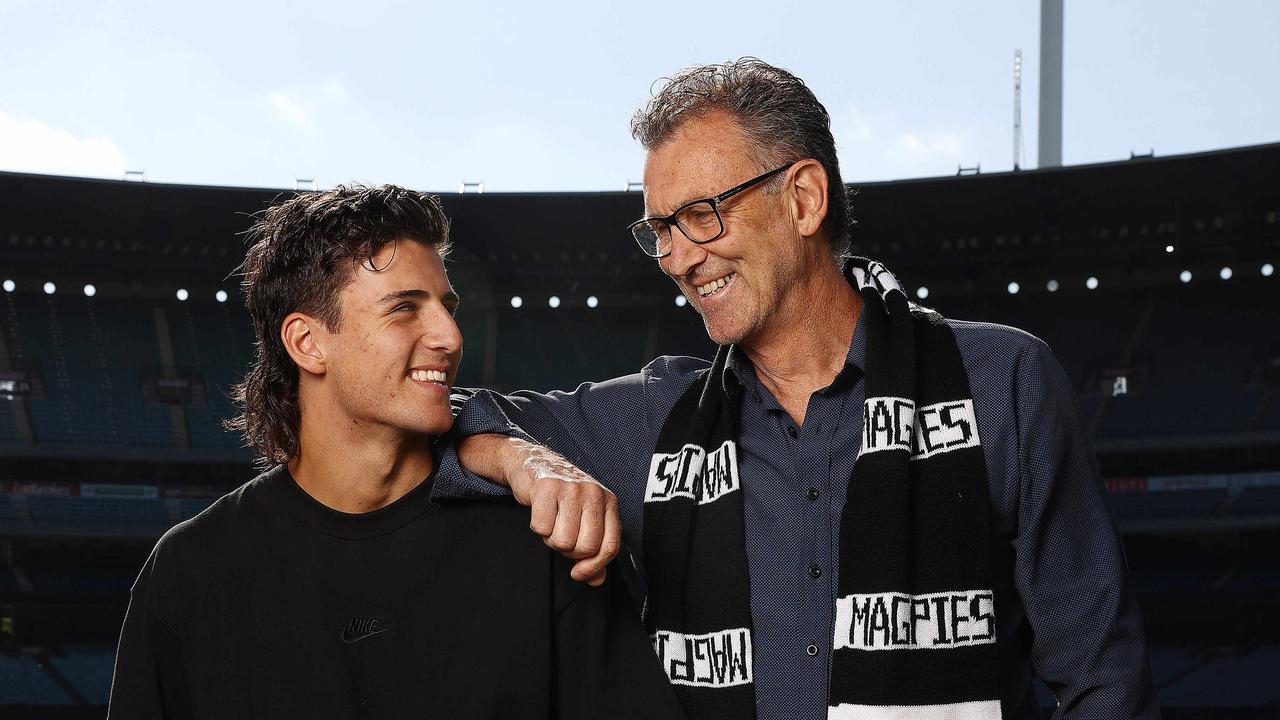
[265,463,437,540]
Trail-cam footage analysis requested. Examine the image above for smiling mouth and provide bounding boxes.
[408,369,448,387]
[696,272,736,298]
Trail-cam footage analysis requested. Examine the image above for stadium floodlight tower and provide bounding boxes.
[1013,50,1024,170]
[1038,0,1064,168]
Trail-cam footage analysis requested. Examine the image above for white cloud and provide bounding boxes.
[265,93,318,139]
[321,80,348,100]
[882,131,968,177]
[839,103,872,145]
[0,110,127,179]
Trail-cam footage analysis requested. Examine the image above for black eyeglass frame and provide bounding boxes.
[627,163,793,258]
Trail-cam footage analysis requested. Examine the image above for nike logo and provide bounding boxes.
[341,617,390,643]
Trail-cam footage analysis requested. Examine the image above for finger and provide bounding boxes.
[572,557,608,587]
[528,483,558,538]
[571,498,620,585]
[586,567,607,587]
[572,490,605,559]
[546,488,582,554]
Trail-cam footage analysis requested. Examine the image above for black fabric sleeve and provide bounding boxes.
[107,546,192,719]
[552,560,687,720]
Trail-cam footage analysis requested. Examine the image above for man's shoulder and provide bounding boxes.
[940,317,1077,418]
[941,317,1058,373]
[641,354,712,385]
[944,317,1047,352]
[151,469,278,560]
[431,495,544,537]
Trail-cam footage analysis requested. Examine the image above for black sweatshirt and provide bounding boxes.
[108,465,687,720]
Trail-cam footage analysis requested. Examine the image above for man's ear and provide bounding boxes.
[281,313,326,377]
[789,159,830,239]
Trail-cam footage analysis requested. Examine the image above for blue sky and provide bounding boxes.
[1,0,1277,191]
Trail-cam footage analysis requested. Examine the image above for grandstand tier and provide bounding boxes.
[2,143,1279,717]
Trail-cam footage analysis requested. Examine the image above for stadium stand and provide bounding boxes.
[1,142,1278,715]
[0,654,71,705]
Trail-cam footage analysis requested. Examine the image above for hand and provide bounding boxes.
[500,439,622,587]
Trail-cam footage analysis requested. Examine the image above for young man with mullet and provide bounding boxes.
[108,185,684,719]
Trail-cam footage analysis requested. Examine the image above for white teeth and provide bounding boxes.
[410,369,447,383]
[697,273,735,297]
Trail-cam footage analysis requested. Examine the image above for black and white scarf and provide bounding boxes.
[643,258,1001,719]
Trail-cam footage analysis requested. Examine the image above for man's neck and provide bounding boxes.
[740,259,861,427]
[288,403,435,514]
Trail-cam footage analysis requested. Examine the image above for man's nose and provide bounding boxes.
[661,229,708,280]
[422,308,463,355]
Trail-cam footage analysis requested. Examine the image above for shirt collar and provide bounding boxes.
[723,297,866,403]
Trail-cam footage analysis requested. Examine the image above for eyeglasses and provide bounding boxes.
[628,163,792,258]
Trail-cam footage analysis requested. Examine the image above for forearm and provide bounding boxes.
[456,433,564,502]
[455,433,523,488]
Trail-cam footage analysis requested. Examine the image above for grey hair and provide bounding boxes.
[631,57,852,258]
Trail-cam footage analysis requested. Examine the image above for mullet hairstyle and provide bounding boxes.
[227,184,451,465]
[631,57,853,258]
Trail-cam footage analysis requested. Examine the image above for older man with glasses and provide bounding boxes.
[452,58,1159,719]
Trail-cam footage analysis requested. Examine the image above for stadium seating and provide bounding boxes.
[1154,644,1280,707]
[52,644,115,705]
[0,655,71,705]
[2,142,1278,717]
[1105,488,1227,522]
[1233,485,1280,516]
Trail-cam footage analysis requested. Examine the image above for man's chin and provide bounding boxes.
[418,418,453,438]
[702,314,751,347]
[379,415,453,439]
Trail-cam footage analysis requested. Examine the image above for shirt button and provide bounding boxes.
[806,644,819,657]
[808,564,822,578]
[807,487,820,501]
[786,425,797,438]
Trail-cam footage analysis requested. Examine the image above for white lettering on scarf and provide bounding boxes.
[833,590,997,651]
[646,441,739,505]
[861,398,981,461]
[651,627,753,687]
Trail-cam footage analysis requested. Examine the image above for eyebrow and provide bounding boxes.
[646,192,704,219]
[377,289,461,306]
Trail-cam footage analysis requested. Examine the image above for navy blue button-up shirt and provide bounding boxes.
[450,305,1159,719]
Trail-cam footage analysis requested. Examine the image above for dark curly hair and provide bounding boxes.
[226,184,451,465]
[632,57,852,258]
